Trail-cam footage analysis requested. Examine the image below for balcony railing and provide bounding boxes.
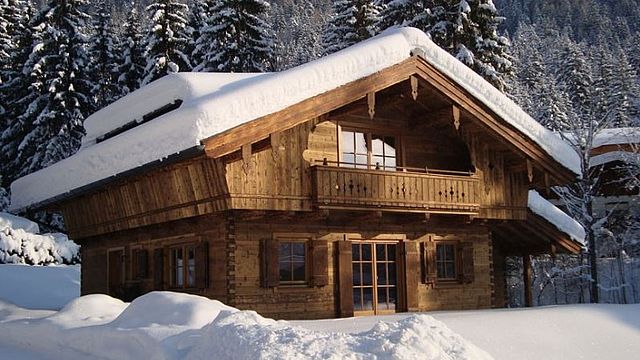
[311,161,481,214]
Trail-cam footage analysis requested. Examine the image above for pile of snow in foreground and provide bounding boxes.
[0,212,80,265]
[0,264,80,310]
[0,292,491,360]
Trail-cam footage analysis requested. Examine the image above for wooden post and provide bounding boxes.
[367,92,375,119]
[523,254,533,307]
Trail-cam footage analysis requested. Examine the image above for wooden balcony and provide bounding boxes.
[311,163,481,215]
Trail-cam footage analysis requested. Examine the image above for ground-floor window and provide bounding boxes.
[436,243,457,280]
[169,244,196,288]
[278,241,307,284]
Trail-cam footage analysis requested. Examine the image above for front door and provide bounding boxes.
[352,242,398,315]
[108,249,125,296]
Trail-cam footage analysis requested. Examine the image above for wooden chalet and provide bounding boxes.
[11,28,584,319]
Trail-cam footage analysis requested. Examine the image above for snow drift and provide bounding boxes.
[0,291,491,360]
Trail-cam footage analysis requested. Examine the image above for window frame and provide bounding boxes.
[168,243,198,289]
[338,126,401,171]
[274,234,313,287]
[435,241,458,281]
[277,239,309,285]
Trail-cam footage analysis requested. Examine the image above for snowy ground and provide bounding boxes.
[0,264,638,359]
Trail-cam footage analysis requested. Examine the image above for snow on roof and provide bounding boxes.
[528,190,585,246]
[10,27,580,211]
[590,151,640,167]
[593,127,640,148]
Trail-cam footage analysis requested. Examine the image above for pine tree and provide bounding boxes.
[321,0,380,55]
[88,0,120,109]
[7,0,93,178]
[0,0,35,187]
[142,0,191,84]
[186,0,209,69]
[196,0,275,72]
[272,0,324,69]
[116,1,146,95]
[377,0,437,32]
[0,180,8,211]
[0,0,26,117]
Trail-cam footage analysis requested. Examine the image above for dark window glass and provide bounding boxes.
[278,241,307,283]
[169,245,198,289]
[436,243,457,280]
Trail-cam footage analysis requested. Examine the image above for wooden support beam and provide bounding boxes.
[367,92,375,119]
[523,254,533,307]
[526,159,534,183]
[544,172,551,196]
[241,143,252,175]
[410,75,419,100]
[453,105,461,130]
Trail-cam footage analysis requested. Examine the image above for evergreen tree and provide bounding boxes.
[142,0,191,84]
[6,0,93,178]
[0,0,35,187]
[321,0,380,55]
[272,0,324,69]
[378,0,512,91]
[196,0,275,72]
[0,0,26,116]
[0,178,8,211]
[116,1,146,95]
[186,0,209,69]
[88,0,120,109]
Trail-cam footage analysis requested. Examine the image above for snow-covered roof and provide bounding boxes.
[527,190,585,246]
[10,27,580,211]
[593,127,640,148]
[590,151,640,167]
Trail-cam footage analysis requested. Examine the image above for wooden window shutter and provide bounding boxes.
[196,241,210,289]
[261,238,280,288]
[424,240,437,285]
[404,241,420,312]
[136,249,149,279]
[153,248,164,290]
[336,240,353,317]
[310,239,328,287]
[462,242,475,284]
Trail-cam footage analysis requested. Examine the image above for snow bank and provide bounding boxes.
[10,27,580,211]
[0,291,490,360]
[0,264,80,310]
[0,212,80,265]
[528,190,585,245]
[590,151,640,167]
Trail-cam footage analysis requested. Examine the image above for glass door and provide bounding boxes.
[352,242,398,315]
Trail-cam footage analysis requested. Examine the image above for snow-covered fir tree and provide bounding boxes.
[0,0,34,187]
[378,0,512,91]
[0,0,27,117]
[321,0,379,55]
[88,0,120,109]
[272,0,324,69]
[6,0,93,178]
[186,0,209,70]
[116,1,146,95]
[142,0,191,84]
[195,0,275,72]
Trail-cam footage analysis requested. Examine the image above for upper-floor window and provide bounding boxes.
[341,129,397,170]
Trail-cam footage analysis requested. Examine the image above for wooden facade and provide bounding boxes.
[55,56,582,319]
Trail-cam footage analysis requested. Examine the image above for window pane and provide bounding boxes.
[352,244,361,261]
[354,132,367,154]
[355,155,368,168]
[363,288,374,311]
[187,247,195,287]
[362,244,372,261]
[292,243,305,262]
[388,264,396,285]
[384,156,396,171]
[376,244,385,261]
[377,263,387,285]
[293,262,306,281]
[279,243,291,262]
[353,288,362,311]
[378,288,388,310]
[445,245,454,261]
[372,155,384,170]
[353,263,361,285]
[372,136,384,156]
[362,263,373,285]
[388,245,396,261]
[279,260,291,281]
[388,288,397,310]
[384,137,396,156]
[437,262,445,279]
[342,131,354,152]
[446,262,456,279]
[342,153,355,166]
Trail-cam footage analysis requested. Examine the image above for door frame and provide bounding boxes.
[349,235,406,316]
